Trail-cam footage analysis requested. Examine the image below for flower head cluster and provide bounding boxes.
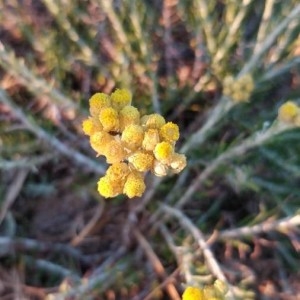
[182,280,227,300]
[223,74,254,103]
[278,101,300,125]
[82,89,186,199]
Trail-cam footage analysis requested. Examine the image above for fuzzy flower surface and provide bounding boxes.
[278,101,299,124]
[182,287,204,300]
[182,280,227,300]
[223,74,254,103]
[82,89,186,199]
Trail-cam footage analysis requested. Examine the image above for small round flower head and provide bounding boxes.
[99,107,119,132]
[123,171,146,198]
[92,117,104,131]
[223,75,234,87]
[182,286,204,300]
[240,74,254,93]
[223,75,234,96]
[154,141,174,164]
[231,90,245,103]
[119,105,140,131]
[106,162,130,183]
[97,175,122,198]
[141,113,166,129]
[169,153,187,173]
[121,124,144,151]
[160,122,180,143]
[103,139,126,164]
[278,101,299,123]
[90,132,114,156]
[142,128,160,151]
[82,118,94,136]
[82,118,103,136]
[152,160,168,177]
[89,93,110,118]
[128,151,154,172]
[223,74,253,103]
[110,88,132,111]
[213,280,228,297]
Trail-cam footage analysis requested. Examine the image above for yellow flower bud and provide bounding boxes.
[160,122,180,143]
[89,93,110,118]
[99,107,119,132]
[103,139,126,164]
[123,171,146,198]
[169,153,186,173]
[90,132,114,156]
[278,101,299,123]
[119,105,140,131]
[142,128,160,151]
[97,175,122,198]
[141,113,166,129]
[154,141,174,163]
[82,118,94,136]
[182,286,204,300]
[128,151,154,172]
[110,88,132,110]
[106,162,130,182]
[121,124,144,151]
[82,118,103,136]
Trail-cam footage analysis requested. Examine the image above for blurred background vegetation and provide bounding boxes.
[0,0,299,299]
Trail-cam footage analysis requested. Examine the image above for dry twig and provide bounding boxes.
[134,228,181,300]
[0,169,28,225]
[0,89,105,174]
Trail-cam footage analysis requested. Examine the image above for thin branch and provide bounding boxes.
[70,202,105,246]
[175,120,287,210]
[0,169,28,225]
[134,228,181,300]
[0,41,77,111]
[41,0,96,65]
[64,246,127,298]
[259,57,300,82]
[193,0,217,55]
[0,237,97,266]
[180,97,234,153]
[0,154,54,170]
[239,3,300,76]
[24,256,80,281]
[217,214,300,240]
[160,204,228,284]
[144,267,180,300]
[0,89,105,174]
[268,17,299,65]
[213,0,253,65]
[253,0,275,54]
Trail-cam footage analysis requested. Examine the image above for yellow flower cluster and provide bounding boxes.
[278,101,300,125]
[182,280,227,300]
[82,89,186,199]
[223,74,254,103]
